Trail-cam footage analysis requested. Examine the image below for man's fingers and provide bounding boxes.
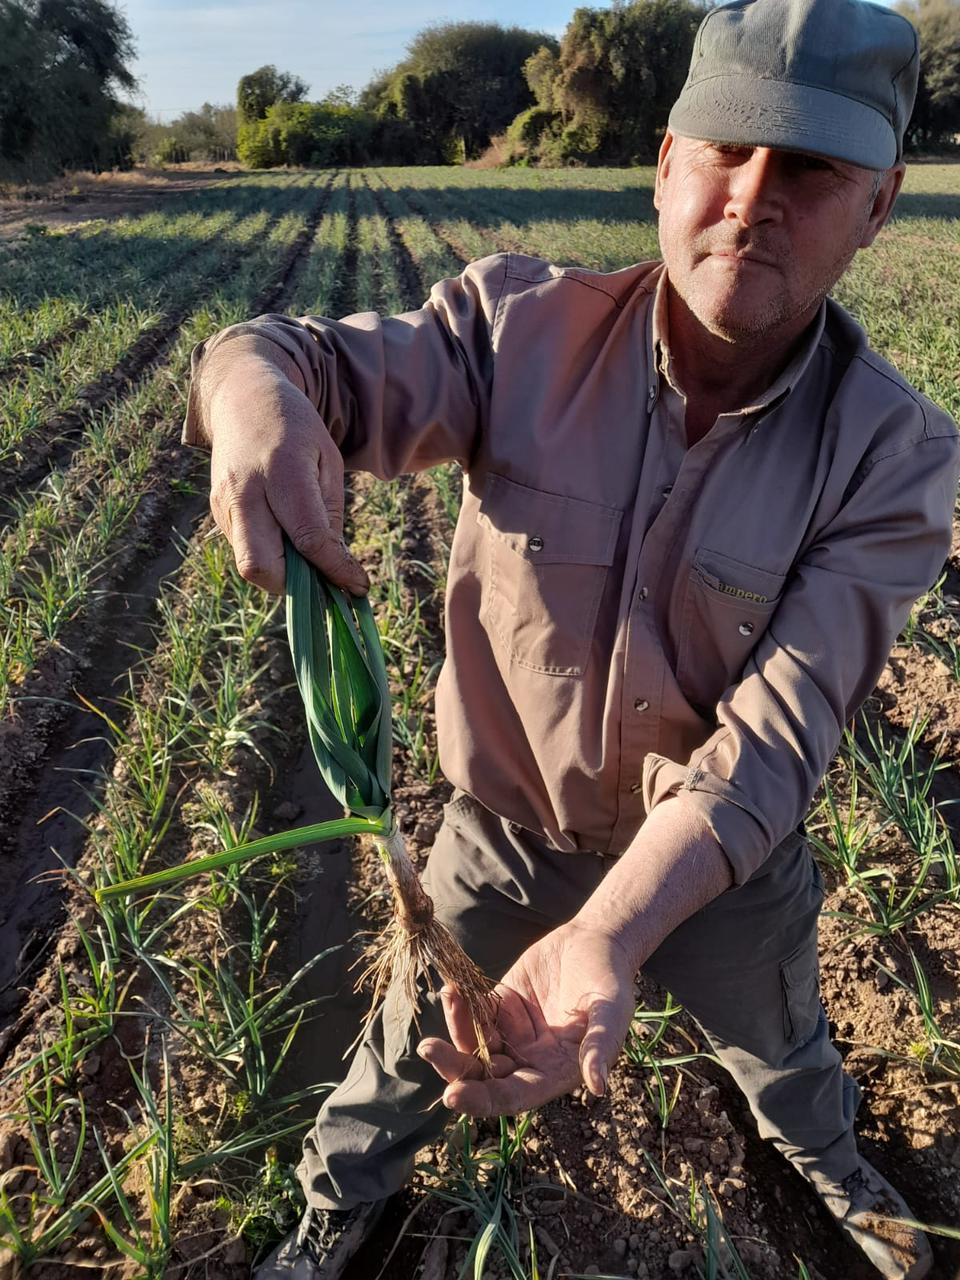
[417,1037,483,1083]
[266,464,368,596]
[578,995,622,1097]
[226,480,285,594]
[417,1037,515,1083]
[442,1068,554,1118]
[439,984,504,1056]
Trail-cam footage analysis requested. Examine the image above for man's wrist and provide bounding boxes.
[571,796,733,973]
[566,912,644,974]
[199,335,309,443]
[570,905,649,974]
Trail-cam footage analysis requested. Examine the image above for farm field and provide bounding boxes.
[0,163,958,1279]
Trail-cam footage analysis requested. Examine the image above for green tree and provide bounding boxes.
[237,101,374,168]
[362,22,559,161]
[237,64,309,125]
[507,0,705,166]
[322,84,358,109]
[138,102,237,165]
[896,0,960,148]
[0,0,137,176]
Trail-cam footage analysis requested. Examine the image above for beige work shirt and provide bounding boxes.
[184,254,960,885]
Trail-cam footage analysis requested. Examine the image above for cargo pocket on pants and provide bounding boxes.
[780,940,821,1048]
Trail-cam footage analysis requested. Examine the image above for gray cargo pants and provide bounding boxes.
[298,791,861,1207]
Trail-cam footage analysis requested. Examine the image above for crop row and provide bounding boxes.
[0,519,320,1273]
[0,173,308,363]
[0,174,358,1274]
[0,176,337,731]
[0,176,331,483]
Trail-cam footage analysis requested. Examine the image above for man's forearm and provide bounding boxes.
[574,794,734,971]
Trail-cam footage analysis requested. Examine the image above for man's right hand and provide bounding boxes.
[205,361,369,597]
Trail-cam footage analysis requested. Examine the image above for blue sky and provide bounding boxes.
[119,0,576,118]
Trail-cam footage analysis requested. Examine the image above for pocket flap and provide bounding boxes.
[780,942,817,991]
[478,473,622,566]
[693,547,786,608]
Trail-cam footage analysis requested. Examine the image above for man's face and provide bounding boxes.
[653,132,904,343]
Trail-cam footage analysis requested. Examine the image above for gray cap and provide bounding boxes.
[667,0,919,170]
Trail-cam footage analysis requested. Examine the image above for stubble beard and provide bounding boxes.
[667,208,871,345]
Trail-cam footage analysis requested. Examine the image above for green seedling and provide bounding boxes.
[416,1113,535,1280]
[21,1052,87,1207]
[642,1148,770,1280]
[130,939,330,1111]
[870,951,960,1079]
[90,1042,174,1277]
[809,722,960,938]
[622,995,718,1128]
[0,1126,156,1263]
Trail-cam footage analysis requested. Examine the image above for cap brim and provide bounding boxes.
[668,75,896,170]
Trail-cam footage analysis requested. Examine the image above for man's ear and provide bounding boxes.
[654,131,675,213]
[859,163,906,248]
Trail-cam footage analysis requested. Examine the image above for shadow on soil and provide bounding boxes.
[1,181,319,310]
[398,183,657,226]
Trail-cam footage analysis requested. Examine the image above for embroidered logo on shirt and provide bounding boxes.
[716,581,769,604]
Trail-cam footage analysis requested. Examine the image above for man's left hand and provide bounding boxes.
[416,921,636,1117]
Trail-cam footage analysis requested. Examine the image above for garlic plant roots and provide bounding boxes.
[355,826,499,1072]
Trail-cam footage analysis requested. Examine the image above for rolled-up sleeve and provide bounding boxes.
[645,428,960,885]
[182,253,508,480]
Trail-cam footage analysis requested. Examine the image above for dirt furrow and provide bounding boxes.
[360,174,427,309]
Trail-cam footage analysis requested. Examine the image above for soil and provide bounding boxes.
[0,166,236,240]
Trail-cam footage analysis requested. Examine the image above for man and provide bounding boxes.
[183,1,959,1276]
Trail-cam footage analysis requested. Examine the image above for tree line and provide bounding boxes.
[233,4,707,168]
[180,0,960,169]
[1,0,959,183]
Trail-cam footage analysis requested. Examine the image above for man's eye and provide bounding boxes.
[710,144,752,161]
[798,155,834,172]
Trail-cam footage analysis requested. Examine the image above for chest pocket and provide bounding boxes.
[477,473,622,676]
[677,547,787,713]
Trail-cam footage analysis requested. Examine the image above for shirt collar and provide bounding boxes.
[648,262,827,420]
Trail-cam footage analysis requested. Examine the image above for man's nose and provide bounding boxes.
[723,149,786,227]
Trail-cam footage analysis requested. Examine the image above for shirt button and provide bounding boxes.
[634,698,649,712]
[528,535,544,552]
[630,781,642,793]
[638,586,648,601]
[739,621,755,636]
[662,485,673,498]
